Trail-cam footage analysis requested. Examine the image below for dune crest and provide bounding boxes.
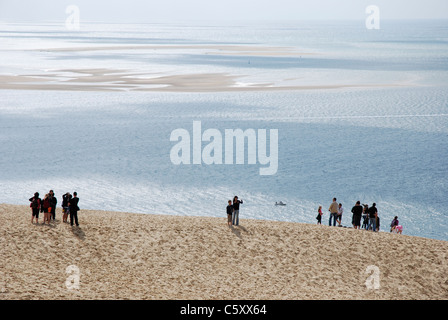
[1,204,447,300]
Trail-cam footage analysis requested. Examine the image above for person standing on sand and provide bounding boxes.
[29,192,41,224]
[328,198,338,226]
[390,216,399,232]
[41,194,51,225]
[362,204,369,230]
[232,196,243,226]
[351,201,363,229]
[69,192,80,227]
[226,200,234,227]
[49,190,57,221]
[337,203,344,227]
[62,192,72,223]
[367,203,378,232]
[316,205,323,224]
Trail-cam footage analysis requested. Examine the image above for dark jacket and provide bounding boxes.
[233,200,243,210]
[369,206,377,218]
[226,205,233,215]
[49,195,57,208]
[351,205,363,216]
[69,197,80,212]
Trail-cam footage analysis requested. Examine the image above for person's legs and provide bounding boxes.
[368,218,376,231]
[233,210,239,226]
[31,209,38,223]
[65,208,70,222]
[355,215,361,229]
[329,213,337,226]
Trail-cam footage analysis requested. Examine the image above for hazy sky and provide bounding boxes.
[1,0,448,23]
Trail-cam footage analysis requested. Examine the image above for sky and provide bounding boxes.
[0,0,448,23]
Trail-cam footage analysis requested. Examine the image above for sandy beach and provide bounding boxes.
[0,42,407,92]
[1,203,446,300]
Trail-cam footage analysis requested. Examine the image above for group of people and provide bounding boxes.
[317,198,348,228]
[29,190,80,227]
[316,197,403,233]
[226,196,243,226]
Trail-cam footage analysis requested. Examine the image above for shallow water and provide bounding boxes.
[1,20,447,240]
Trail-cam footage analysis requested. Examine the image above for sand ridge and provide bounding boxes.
[0,70,405,92]
[1,203,447,300]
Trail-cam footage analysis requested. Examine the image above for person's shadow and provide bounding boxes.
[230,224,249,239]
[71,226,85,240]
[38,222,56,229]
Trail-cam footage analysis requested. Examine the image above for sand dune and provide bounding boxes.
[1,203,446,300]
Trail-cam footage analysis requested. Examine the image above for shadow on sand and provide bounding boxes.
[36,221,56,229]
[71,225,85,240]
[229,224,249,239]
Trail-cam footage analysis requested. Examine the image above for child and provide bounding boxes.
[390,216,399,232]
[226,200,233,227]
[337,203,344,227]
[316,206,323,224]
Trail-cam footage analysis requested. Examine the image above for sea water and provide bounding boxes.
[0,20,447,240]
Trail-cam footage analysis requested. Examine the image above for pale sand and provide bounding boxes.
[0,43,402,92]
[32,44,315,57]
[1,203,447,300]
[0,70,405,93]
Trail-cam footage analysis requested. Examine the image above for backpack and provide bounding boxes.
[30,198,39,209]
